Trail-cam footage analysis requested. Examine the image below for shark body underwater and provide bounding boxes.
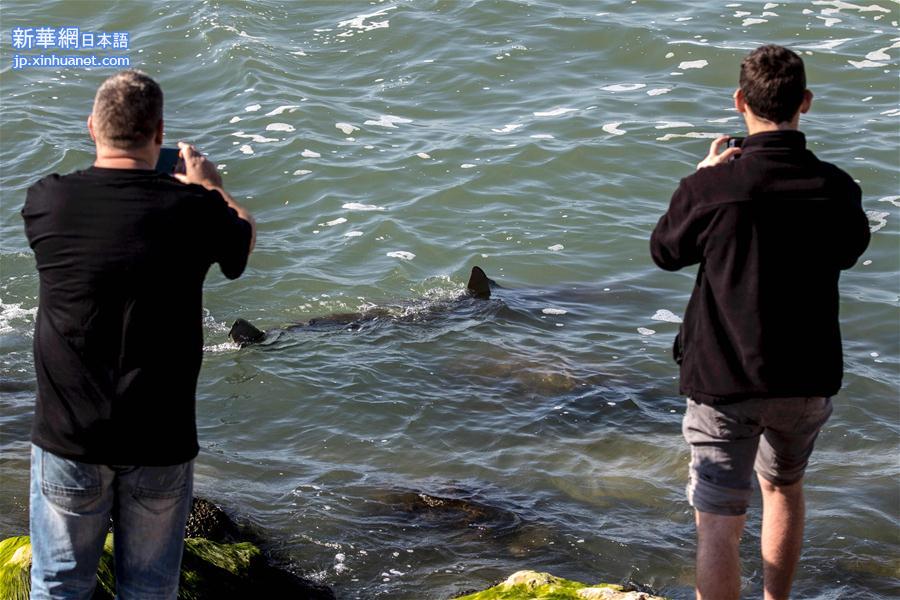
[228,266,498,347]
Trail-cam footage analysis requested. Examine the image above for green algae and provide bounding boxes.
[454,570,666,600]
[0,536,32,600]
[0,534,266,600]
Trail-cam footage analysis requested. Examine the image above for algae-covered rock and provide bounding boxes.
[0,534,333,600]
[0,536,31,600]
[454,570,667,600]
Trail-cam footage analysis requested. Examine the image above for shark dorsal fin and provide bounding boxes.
[229,318,266,346]
[466,266,492,299]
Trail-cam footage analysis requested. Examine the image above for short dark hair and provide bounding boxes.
[92,70,163,149]
[739,44,806,124]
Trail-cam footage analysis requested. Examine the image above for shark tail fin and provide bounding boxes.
[466,266,492,299]
[229,318,266,346]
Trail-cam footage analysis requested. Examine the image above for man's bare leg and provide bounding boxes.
[695,510,746,600]
[759,475,805,600]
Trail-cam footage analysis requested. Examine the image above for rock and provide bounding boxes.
[0,537,31,600]
[454,570,668,600]
[184,497,241,542]
[0,497,335,600]
[0,534,334,600]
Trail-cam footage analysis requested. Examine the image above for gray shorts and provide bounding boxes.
[682,396,833,516]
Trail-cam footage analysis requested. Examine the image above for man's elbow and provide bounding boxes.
[652,253,683,271]
[650,240,683,271]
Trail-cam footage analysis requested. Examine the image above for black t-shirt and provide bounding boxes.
[22,166,251,465]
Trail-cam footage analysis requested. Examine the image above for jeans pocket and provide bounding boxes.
[40,451,103,513]
[132,462,192,515]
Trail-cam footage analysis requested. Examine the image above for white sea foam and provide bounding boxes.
[534,107,577,117]
[344,231,363,238]
[878,195,900,207]
[735,11,752,17]
[675,16,693,21]
[326,217,348,226]
[849,59,887,68]
[743,17,769,25]
[647,88,671,96]
[678,59,709,69]
[461,163,476,169]
[866,40,900,61]
[707,116,738,123]
[204,341,241,353]
[239,144,254,154]
[293,169,311,176]
[266,122,295,132]
[364,115,412,128]
[386,251,415,260]
[244,103,262,112]
[817,16,842,26]
[638,327,656,336]
[542,308,567,315]
[651,309,683,323]
[655,121,693,129]
[602,122,626,135]
[764,2,779,8]
[416,152,431,159]
[530,134,555,139]
[302,149,321,158]
[656,132,719,141]
[0,301,37,334]
[343,203,385,211]
[548,244,564,251]
[265,105,299,116]
[601,83,646,92]
[811,0,889,13]
[229,116,242,123]
[796,38,853,50]
[491,123,523,133]
[336,122,359,135]
[232,131,279,143]
[338,6,396,32]
[867,210,888,233]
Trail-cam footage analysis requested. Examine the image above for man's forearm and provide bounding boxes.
[213,186,257,253]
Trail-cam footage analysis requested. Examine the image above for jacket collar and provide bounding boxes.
[741,129,807,154]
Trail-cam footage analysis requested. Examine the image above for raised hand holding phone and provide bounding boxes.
[696,135,743,170]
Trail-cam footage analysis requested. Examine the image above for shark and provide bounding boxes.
[228,266,498,347]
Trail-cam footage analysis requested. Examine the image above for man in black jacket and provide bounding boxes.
[650,45,869,600]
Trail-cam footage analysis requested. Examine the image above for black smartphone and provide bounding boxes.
[155,147,185,174]
[727,136,744,155]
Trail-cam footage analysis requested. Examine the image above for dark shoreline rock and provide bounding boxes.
[0,496,334,600]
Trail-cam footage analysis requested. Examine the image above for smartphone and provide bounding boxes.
[155,147,185,174]
[727,136,744,159]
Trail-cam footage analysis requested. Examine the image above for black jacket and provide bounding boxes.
[650,130,870,404]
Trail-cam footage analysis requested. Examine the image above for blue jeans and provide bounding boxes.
[29,444,194,600]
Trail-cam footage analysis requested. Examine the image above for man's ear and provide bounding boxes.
[87,114,96,142]
[800,89,813,114]
[734,88,746,114]
[155,118,164,145]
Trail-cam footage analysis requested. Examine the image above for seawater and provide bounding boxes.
[1,2,898,598]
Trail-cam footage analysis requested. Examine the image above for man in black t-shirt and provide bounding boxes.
[22,70,255,598]
[651,46,869,600]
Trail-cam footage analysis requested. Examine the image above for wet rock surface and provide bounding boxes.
[454,570,668,600]
[0,496,335,600]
